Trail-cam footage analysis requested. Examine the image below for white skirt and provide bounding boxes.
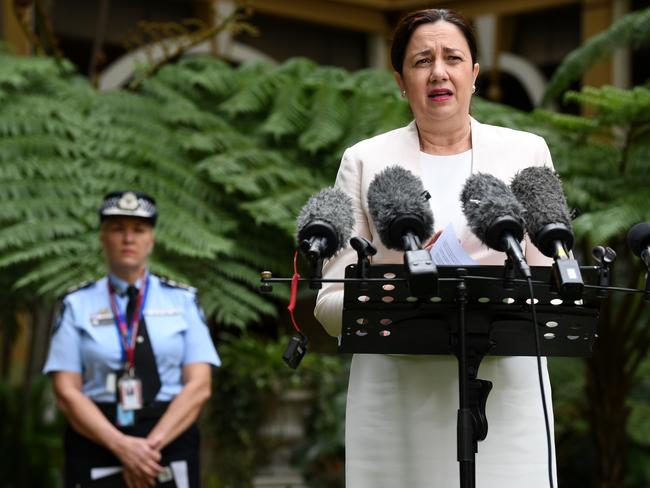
[345,354,557,488]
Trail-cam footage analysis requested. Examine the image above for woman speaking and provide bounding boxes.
[315,8,556,488]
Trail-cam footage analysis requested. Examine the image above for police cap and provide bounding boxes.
[99,191,158,226]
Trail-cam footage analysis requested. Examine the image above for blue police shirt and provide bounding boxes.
[43,273,220,402]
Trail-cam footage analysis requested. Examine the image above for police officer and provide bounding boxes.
[44,191,220,488]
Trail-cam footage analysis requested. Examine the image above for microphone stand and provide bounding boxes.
[259,261,649,488]
[455,268,492,488]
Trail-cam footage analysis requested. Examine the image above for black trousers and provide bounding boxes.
[64,403,200,488]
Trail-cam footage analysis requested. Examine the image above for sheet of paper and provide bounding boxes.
[171,460,189,488]
[90,466,122,480]
[430,224,479,266]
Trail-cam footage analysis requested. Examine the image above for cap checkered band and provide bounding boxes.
[99,191,157,223]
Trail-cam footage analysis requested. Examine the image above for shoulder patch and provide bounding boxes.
[159,276,196,293]
[64,280,96,295]
[51,302,67,335]
[194,294,207,323]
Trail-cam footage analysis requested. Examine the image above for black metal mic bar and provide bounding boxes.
[260,273,647,296]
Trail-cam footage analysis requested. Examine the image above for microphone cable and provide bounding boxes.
[282,251,308,369]
[287,251,303,334]
[525,276,555,488]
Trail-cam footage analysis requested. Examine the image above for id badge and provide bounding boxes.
[116,403,135,427]
[118,373,143,411]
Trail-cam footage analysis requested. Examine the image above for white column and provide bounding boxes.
[612,0,631,89]
[367,32,388,69]
[474,14,497,69]
[213,0,235,58]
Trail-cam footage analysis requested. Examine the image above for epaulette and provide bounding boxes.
[159,276,196,293]
[64,280,96,295]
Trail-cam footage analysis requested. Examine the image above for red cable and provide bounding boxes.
[287,251,302,333]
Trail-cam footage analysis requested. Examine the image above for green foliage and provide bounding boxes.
[541,86,650,487]
[0,377,64,487]
[543,86,650,242]
[0,50,410,328]
[3,37,650,487]
[543,7,650,105]
[475,84,650,486]
[204,334,348,487]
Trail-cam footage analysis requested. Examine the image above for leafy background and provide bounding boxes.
[1,6,650,487]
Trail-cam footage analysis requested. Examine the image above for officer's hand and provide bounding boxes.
[115,435,162,480]
[123,466,156,488]
[147,432,163,451]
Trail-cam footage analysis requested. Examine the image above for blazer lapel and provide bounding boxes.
[398,120,422,177]
[469,116,486,175]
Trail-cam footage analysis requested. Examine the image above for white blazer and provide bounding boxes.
[315,116,554,336]
[314,117,558,488]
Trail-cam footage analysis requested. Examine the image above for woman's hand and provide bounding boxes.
[114,434,163,481]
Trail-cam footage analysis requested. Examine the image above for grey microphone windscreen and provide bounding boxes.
[510,166,572,240]
[460,173,526,249]
[367,166,434,251]
[296,187,354,259]
[627,222,650,258]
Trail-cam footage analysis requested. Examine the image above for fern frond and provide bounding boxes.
[544,7,650,104]
[564,86,650,125]
[298,82,350,154]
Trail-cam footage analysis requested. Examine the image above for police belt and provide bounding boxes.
[95,401,170,425]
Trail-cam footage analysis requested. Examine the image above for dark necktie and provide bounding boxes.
[126,285,161,404]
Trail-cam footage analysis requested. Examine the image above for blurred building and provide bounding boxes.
[1,0,649,107]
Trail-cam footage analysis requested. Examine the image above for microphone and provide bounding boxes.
[510,166,583,299]
[460,173,531,279]
[627,222,650,269]
[627,223,650,301]
[367,165,437,296]
[296,187,354,287]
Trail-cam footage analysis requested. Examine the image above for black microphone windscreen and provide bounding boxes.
[510,166,572,239]
[460,173,526,249]
[296,187,354,259]
[367,166,434,251]
[627,222,650,257]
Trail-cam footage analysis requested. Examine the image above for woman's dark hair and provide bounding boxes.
[391,9,477,74]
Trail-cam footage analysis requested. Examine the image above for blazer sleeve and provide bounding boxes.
[523,136,555,267]
[314,147,372,337]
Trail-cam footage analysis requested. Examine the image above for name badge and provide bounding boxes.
[144,308,182,317]
[90,309,114,326]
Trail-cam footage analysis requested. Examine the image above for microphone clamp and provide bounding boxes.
[592,246,616,298]
[350,237,377,285]
[404,249,438,297]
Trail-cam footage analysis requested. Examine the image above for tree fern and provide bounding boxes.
[0,51,411,327]
[543,7,650,105]
[298,82,350,154]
